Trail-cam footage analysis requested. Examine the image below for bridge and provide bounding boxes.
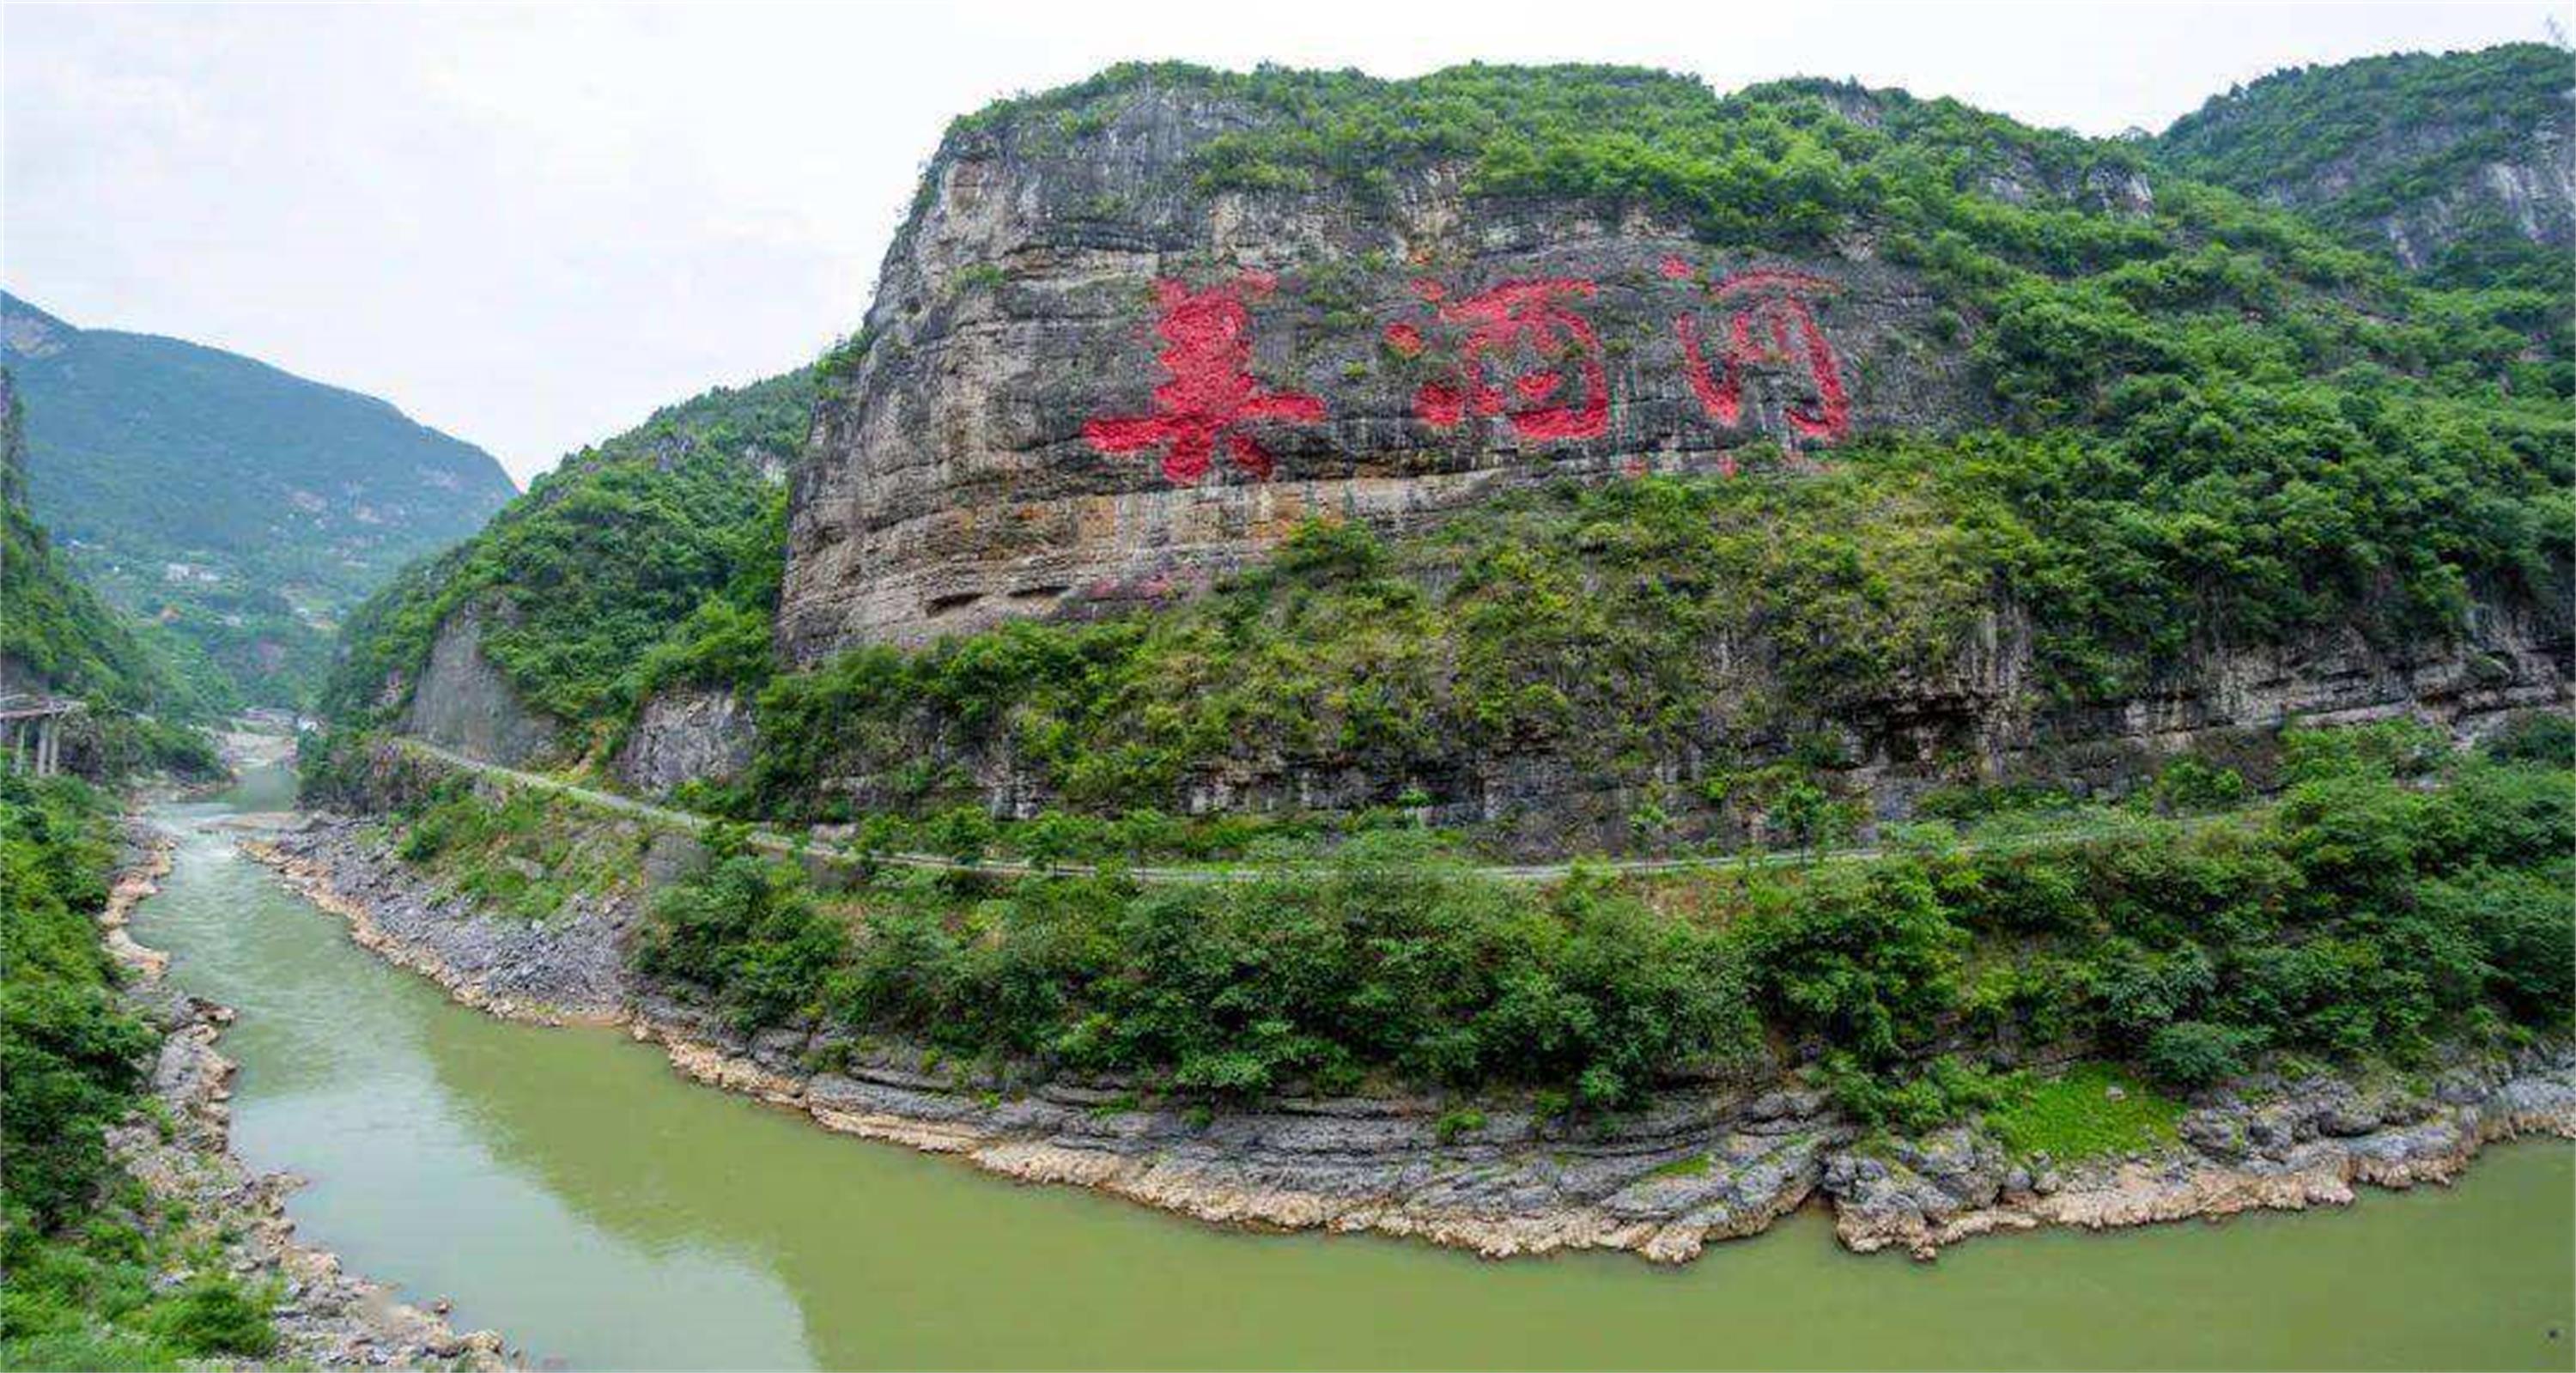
[0,694,86,777]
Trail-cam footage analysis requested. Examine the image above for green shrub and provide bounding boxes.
[1433,1107,1487,1143]
[2142,1021,2263,1089]
[137,1277,276,1358]
[1824,1054,2011,1135]
[2148,757,2248,813]
[1744,864,1964,1064]
[2483,712,2576,767]
[635,835,848,1031]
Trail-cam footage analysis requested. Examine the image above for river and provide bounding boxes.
[134,764,2574,1370]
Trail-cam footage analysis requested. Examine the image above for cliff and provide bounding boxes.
[780,75,2006,654]
[751,64,2569,845]
[324,368,809,758]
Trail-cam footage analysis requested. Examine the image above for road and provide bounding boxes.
[389,735,2218,886]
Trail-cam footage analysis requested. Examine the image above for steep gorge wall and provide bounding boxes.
[779,85,1994,656]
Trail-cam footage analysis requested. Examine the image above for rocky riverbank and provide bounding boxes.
[252,812,2576,1264]
[105,816,512,1368]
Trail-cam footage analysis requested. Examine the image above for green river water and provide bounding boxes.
[135,766,2574,1370]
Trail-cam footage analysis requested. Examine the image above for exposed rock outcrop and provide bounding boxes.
[398,598,561,769]
[243,823,633,1026]
[614,686,756,795]
[1830,1052,2576,1257]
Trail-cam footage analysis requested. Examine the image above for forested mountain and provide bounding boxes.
[321,367,812,747]
[0,293,515,709]
[2156,42,2573,287]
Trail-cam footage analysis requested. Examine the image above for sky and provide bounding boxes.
[3,1,2562,486]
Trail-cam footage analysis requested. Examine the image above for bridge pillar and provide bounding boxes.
[37,718,56,777]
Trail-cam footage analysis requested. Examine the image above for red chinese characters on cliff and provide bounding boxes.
[1083,274,1327,485]
[1394,278,1610,441]
[1084,264,1858,484]
[1670,266,1851,443]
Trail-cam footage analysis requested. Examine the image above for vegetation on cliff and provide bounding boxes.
[321,367,811,734]
[0,775,276,1368]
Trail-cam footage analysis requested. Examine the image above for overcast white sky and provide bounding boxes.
[4,1,2561,484]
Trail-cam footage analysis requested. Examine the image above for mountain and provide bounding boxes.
[321,366,812,775]
[743,62,2569,846]
[338,60,2570,849]
[1,368,216,775]
[0,292,516,708]
[2156,42,2574,286]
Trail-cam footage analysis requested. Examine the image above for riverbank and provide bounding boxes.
[105,812,511,1368]
[248,812,2576,1264]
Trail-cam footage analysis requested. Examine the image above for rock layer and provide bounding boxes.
[614,685,756,796]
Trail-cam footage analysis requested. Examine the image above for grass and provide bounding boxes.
[1649,1153,1715,1179]
[1986,1063,2184,1162]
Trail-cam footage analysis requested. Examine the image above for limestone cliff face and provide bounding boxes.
[780,83,1992,657]
[2273,108,2573,272]
[614,686,755,795]
[398,598,561,769]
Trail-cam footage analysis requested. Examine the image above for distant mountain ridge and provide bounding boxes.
[0,291,516,706]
